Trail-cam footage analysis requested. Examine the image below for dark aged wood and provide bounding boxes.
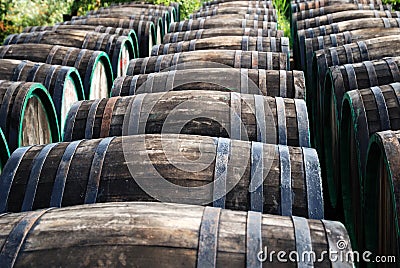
[22,25,139,58]
[72,13,165,45]
[296,10,398,30]
[291,0,382,13]
[0,128,10,174]
[126,50,288,76]
[3,30,134,78]
[0,81,59,152]
[321,58,400,229]
[185,13,278,22]
[169,18,278,32]
[202,1,274,9]
[190,7,277,19]
[63,19,156,57]
[0,44,113,100]
[364,130,400,262]
[152,36,289,56]
[163,28,284,43]
[110,69,305,99]
[63,90,311,148]
[0,202,353,267]
[0,134,322,218]
[0,59,84,131]
[340,83,400,252]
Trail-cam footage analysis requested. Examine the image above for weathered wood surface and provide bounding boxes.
[0,44,113,99]
[0,81,59,152]
[63,90,311,148]
[152,36,289,56]
[0,202,352,267]
[0,59,84,132]
[339,83,400,252]
[169,18,278,32]
[364,130,400,262]
[4,30,134,78]
[22,25,139,58]
[1,134,322,218]
[63,19,156,57]
[291,0,382,13]
[0,128,10,174]
[190,7,277,19]
[111,69,305,99]
[163,28,284,43]
[202,0,274,8]
[126,50,289,76]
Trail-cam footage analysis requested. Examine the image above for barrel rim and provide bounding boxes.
[87,51,114,99]
[0,127,10,173]
[126,29,139,58]
[18,82,60,146]
[112,35,135,78]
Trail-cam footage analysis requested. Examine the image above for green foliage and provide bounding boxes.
[273,0,291,46]
[382,0,400,9]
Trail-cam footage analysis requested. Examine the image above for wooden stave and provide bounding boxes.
[63,18,157,57]
[1,133,321,218]
[321,58,400,222]
[126,50,289,76]
[169,19,278,32]
[3,30,135,78]
[0,127,10,174]
[0,202,352,267]
[339,83,400,252]
[62,90,310,148]
[110,69,305,99]
[0,44,114,99]
[162,28,284,43]
[364,130,400,261]
[202,1,274,9]
[0,81,60,152]
[151,36,290,56]
[22,25,140,59]
[291,0,382,13]
[0,59,85,132]
[190,7,277,19]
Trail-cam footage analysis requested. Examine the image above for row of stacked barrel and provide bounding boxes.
[0,1,357,267]
[292,0,400,262]
[0,2,179,171]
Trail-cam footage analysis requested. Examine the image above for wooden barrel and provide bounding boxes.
[190,7,277,19]
[296,17,400,71]
[339,83,400,251]
[3,30,135,78]
[163,28,284,43]
[22,25,140,59]
[169,19,278,32]
[321,58,400,216]
[151,36,289,56]
[189,13,278,22]
[202,0,274,8]
[63,90,311,148]
[0,128,10,174]
[111,69,305,99]
[0,202,354,267]
[0,59,85,133]
[291,0,382,13]
[63,19,157,57]
[126,50,288,76]
[0,44,114,100]
[72,14,165,45]
[364,130,400,262]
[0,81,59,152]
[0,133,320,217]
[296,9,398,30]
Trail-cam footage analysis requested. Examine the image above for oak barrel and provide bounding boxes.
[62,19,157,57]
[3,30,135,78]
[0,81,59,152]
[0,134,321,217]
[364,130,400,262]
[110,69,305,99]
[169,19,278,32]
[22,25,139,59]
[339,83,400,251]
[291,0,382,13]
[0,59,85,133]
[202,0,274,8]
[0,202,353,267]
[151,36,289,56]
[190,7,277,19]
[126,50,289,76]
[163,28,284,43]
[0,128,10,174]
[321,58,400,216]
[0,44,113,100]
